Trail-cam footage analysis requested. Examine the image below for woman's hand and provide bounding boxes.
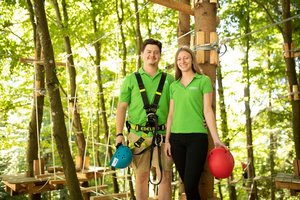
[213,138,227,149]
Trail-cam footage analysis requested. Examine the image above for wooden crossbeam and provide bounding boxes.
[19,57,68,66]
[275,173,300,191]
[81,185,108,194]
[149,0,194,16]
[90,192,130,200]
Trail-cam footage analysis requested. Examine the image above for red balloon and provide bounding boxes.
[208,147,234,179]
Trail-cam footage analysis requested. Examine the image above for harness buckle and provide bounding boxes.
[134,137,145,148]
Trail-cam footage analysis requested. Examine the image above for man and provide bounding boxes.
[115,38,174,200]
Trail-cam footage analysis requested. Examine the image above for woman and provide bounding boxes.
[165,46,226,200]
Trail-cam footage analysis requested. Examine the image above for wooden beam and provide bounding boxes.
[275,173,300,190]
[80,185,108,194]
[149,0,194,16]
[19,57,68,67]
[90,192,130,200]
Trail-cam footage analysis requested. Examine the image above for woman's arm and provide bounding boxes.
[203,92,225,148]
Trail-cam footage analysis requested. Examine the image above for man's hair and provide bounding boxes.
[141,38,162,53]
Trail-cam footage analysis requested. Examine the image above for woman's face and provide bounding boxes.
[177,50,193,73]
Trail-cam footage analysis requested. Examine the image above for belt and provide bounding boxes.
[130,124,166,132]
[130,134,166,149]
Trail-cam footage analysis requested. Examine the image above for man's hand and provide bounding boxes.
[116,133,125,148]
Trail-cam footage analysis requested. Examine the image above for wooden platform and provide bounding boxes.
[90,192,130,200]
[0,166,112,196]
[275,173,300,194]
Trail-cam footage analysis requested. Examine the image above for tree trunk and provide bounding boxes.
[217,66,237,200]
[194,1,216,199]
[266,51,276,200]
[243,1,257,199]
[51,0,87,167]
[33,0,83,199]
[26,1,44,199]
[280,0,300,159]
[178,0,190,47]
[134,0,143,69]
[116,0,127,76]
[89,1,120,195]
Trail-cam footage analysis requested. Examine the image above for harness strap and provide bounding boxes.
[128,123,166,132]
[130,71,167,186]
[134,72,167,113]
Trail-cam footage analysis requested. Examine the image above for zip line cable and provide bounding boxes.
[90,1,150,46]
[194,13,300,53]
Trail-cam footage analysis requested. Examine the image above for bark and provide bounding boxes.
[116,0,127,76]
[51,0,87,165]
[115,1,135,195]
[89,0,121,195]
[178,0,190,47]
[194,1,216,198]
[134,0,143,69]
[280,0,300,159]
[33,0,83,199]
[26,1,44,199]
[265,51,276,200]
[243,1,257,199]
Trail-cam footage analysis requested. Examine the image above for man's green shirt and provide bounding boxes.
[119,67,174,135]
[170,73,213,134]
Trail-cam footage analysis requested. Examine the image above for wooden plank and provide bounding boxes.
[49,179,66,185]
[209,32,219,65]
[275,173,300,190]
[26,183,54,194]
[196,31,205,64]
[149,0,194,16]
[81,185,108,193]
[90,192,130,200]
[19,57,68,66]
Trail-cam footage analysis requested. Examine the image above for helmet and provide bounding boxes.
[208,147,234,179]
[110,145,133,169]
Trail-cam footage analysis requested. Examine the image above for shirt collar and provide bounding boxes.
[139,67,162,78]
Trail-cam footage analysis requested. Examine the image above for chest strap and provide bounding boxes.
[135,72,167,114]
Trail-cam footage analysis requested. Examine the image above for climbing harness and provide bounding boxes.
[126,71,167,185]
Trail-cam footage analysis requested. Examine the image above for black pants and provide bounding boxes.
[170,133,208,200]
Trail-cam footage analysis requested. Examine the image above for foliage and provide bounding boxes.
[0,0,299,199]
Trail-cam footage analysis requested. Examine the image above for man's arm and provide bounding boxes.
[115,102,128,145]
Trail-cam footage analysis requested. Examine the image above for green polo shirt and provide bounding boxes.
[119,67,174,135]
[170,73,213,133]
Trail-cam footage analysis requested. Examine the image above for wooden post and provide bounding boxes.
[194,0,218,198]
[293,85,299,100]
[33,159,45,175]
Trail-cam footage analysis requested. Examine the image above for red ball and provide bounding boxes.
[208,147,234,179]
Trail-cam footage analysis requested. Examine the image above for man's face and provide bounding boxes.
[141,44,161,67]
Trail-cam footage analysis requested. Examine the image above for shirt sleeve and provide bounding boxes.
[119,76,131,103]
[202,76,213,94]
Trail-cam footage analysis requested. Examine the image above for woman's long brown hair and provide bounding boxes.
[174,46,203,80]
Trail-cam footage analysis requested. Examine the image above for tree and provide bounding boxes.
[33,0,83,199]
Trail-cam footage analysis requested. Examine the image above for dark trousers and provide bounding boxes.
[170,133,208,200]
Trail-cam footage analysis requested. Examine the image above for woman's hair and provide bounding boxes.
[174,46,203,80]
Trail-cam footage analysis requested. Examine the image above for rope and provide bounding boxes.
[219,13,300,45]
[33,61,42,175]
[90,1,150,46]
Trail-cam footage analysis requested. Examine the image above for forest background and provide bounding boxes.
[0,0,300,199]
